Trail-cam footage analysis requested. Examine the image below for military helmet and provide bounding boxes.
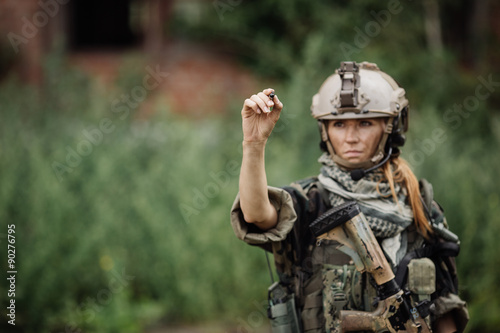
[311,61,409,176]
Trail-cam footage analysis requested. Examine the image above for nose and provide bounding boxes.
[345,124,359,143]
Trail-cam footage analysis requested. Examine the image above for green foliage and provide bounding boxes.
[0,60,275,331]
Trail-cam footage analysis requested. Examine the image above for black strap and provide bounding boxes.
[419,179,434,216]
[395,241,460,288]
[265,251,275,284]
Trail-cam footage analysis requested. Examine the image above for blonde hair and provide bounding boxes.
[380,157,432,238]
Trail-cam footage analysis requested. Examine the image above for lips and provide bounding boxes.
[344,150,362,157]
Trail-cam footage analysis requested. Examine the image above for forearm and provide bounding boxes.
[239,140,278,229]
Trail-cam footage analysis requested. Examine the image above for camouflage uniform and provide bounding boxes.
[231,167,468,332]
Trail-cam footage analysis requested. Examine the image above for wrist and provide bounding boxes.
[242,140,267,162]
[242,139,267,149]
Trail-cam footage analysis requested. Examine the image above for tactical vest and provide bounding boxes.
[267,177,464,333]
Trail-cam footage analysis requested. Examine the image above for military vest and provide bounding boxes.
[268,177,464,333]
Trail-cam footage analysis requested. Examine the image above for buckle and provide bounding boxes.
[332,292,348,313]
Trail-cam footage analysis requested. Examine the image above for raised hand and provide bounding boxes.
[241,88,284,144]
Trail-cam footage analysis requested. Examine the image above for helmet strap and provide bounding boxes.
[375,117,395,160]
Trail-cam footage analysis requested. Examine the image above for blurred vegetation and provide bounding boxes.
[1,0,499,332]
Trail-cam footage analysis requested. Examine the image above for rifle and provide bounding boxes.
[310,201,432,332]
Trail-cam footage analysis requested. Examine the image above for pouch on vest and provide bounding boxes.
[408,258,436,301]
[407,257,436,326]
[267,281,301,333]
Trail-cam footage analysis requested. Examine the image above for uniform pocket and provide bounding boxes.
[322,264,361,333]
[269,295,301,333]
[301,289,324,332]
[268,282,301,333]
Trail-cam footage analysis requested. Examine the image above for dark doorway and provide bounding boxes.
[69,0,138,50]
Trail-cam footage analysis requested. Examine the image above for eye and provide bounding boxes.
[332,121,345,128]
[360,120,373,126]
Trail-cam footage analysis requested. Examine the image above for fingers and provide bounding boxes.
[272,94,283,113]
[243,98,260,114]
[263,88,283,113]
[243,88,283,116]
[262,88,275,112]
[257,92,274,113]
[243,95,268,115]
[262,88,274,96]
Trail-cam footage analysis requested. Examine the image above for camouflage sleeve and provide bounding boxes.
[230,186,298,245]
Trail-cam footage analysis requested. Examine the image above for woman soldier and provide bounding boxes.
[230,61,468,332]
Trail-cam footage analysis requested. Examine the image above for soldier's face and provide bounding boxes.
[327,118,386,164]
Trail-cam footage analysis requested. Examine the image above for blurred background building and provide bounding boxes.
[0,0,257,115]
[0,0,175,83]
